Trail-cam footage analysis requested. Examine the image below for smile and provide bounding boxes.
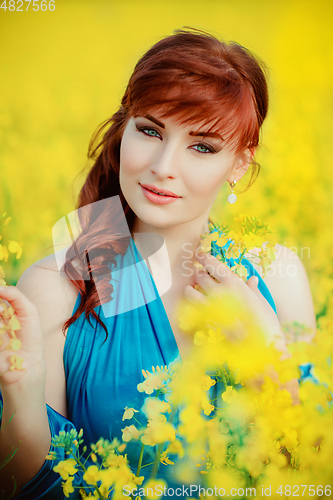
[140,184,181,205]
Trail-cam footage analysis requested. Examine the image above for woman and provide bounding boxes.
[0,28,316,498]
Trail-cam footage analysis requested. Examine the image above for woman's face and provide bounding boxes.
[119,110,246,230]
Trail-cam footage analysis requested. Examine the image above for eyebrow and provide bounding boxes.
[143,114,224,141]
[189,130,224,141]
[144,114,165,128]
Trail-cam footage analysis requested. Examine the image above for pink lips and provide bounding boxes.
[140,183,181,205]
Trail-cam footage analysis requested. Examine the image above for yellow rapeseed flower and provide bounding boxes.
[141,415,176,446]
[122,407,139,421]
[6,338,21,351]
[62,476,75,498]
[121,424,141,442]
[8,241,23,259]
[82,465,100,485]
[144,479,168,499]
[222,386,238,403]
[9,354,25,371]
[142,397,171,420]
[53,459,78,480]
[0,244,9,262]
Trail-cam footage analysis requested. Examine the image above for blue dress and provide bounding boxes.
[0,233,307,499]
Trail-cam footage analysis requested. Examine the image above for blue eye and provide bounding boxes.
[193,144,216,154]
[136,126,161,139]
[147,129,159,137]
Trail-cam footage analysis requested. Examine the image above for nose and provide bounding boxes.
[150,140,179,180]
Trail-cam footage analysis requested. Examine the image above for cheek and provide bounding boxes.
[120,138,140,176]
[184,166,229,199]
[120,134,156,180]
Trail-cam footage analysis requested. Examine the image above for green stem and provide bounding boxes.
[210,390,227,404]
[220,370,227,389]
[132,415,144,427]
[140,461,155,468]
[136,443,145,477]
[150,444,163,479]
[74,453,105,500]
[238,247,247,266]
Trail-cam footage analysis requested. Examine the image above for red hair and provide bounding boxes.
[62,27,269,339]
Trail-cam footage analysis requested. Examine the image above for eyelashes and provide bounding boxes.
[135,124,218,154]
[136,126,162,139]
[193,144,216,154]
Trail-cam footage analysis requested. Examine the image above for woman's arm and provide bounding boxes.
[260,244,317,341]
[0,284,51,497]
[15,252,77,417]
[0,254,76,497]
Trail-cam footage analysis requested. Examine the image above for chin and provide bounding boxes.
[137,211,179,229]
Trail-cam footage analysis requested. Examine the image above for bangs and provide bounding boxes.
[125,67,259,153]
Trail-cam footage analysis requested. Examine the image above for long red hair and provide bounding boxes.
[61,27,269,339]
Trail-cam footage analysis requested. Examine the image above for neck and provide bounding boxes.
[131,213,211,280]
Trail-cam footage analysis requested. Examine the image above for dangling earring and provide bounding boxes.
[227,180,237,204]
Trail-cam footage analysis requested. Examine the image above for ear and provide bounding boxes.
[227,147,257,184]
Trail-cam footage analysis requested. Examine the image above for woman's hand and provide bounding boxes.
[183,253,288,355]
[0,286,51,497]
[0,285,46,393]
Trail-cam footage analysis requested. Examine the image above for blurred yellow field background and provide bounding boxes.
[0,0,332,319]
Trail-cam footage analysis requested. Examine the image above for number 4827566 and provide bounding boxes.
[1,0,55,11]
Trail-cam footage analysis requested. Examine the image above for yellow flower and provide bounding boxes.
[6,338,21,351]
[178,404,205,442]
[83,465,100,485]
[166,439,185,458]
[233,213,247,223]
[242,232,265,249]
[159,450,174,465]
[202,375,216,392]
[137,366,169,394]
[8,314,21,332]
[141,415,176,446]
[199,232,219,253]
[98,468,116,489]
[144,479,168,499]
[222,386,238,403]
[53,459,78,480]
[62,476,75,498]
[216,234,229,247]
[122,407,139,421]
[202,402,215,416]
[121,424,141,442]
[280,427,298,451]
[133,475,144,485]
[0,244,9,262]
[8,240,23,259]
[230,263,249,280]
[194,330,207,345]
[9,354,25,371]
[104,452,128,468]
[142,397,171,420]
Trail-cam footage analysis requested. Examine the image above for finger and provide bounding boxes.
[194,267,222,295]
[183,285,208,305]
[196,253,235,282]
[0,285,37,318]
[246,276,265,300]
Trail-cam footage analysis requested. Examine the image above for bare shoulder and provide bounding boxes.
[16,248,80,416]
[16,248,79,337]
[248,244,316,338]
